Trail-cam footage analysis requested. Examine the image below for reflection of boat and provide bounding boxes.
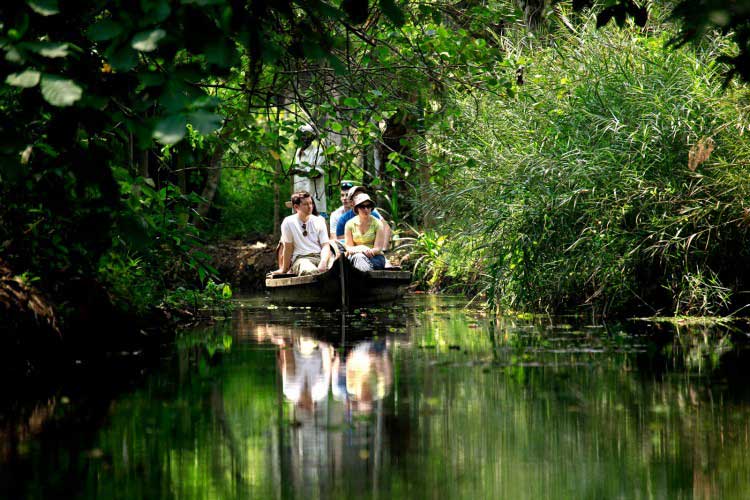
[265,253,411,307]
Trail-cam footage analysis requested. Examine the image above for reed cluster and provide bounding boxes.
[426,20,750,316]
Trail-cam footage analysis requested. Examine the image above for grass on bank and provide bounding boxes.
[413,14,750,317]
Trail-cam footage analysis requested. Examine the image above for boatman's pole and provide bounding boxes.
[339,252,347,309]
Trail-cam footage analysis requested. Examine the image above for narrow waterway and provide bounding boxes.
[3,295,750,499]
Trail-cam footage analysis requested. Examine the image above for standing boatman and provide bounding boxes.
[292,124,327,219]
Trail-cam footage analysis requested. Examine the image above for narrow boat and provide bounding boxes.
[265,252,411,307]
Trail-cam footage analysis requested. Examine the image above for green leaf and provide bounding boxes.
[107,45,138,71]
[4,46,25,63]
[27,0,59,16]
[343,96,361,107]
[143,0,171,23]
[25,42,69,58]
[222,284,232,299]
[40,43,69,58]
[188,110,223,135]
[137,71,165,87]
[131,29,166,52]
[378,0,405,26]
[86,20,124,41]
[6,69,41,88]
[330,121,343,133]
[204,40,235,67]
[40,75,82,106]
[153,114,187,145]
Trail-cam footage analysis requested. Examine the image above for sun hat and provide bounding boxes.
[347,185,367,201]
[351,192,373,208]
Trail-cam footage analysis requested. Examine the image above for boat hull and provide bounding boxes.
[265,256,411,307]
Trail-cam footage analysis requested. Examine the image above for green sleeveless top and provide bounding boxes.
[345,215,383,247]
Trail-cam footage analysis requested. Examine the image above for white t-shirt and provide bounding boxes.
[283,346,331,404]
[329,205,346,237]
[280,214,330,261]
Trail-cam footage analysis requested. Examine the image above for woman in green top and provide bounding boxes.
[344,193,387,271]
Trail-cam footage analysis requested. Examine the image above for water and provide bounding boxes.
[3,295,750,499]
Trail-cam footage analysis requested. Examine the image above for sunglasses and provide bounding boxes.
[301,222,308,237]
[341,181,354,189]
[358,203,374,210]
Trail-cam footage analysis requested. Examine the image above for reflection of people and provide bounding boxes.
[336,341,393,414]
[279,336,333,410]
[273,191,331,276]
[292,124,327,218]
[345,192,387,272]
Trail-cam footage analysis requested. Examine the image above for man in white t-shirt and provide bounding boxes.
[274,191,332,276]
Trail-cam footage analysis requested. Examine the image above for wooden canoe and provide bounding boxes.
[265,253,411,307]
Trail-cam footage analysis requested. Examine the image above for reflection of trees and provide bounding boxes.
[382,312,750,498]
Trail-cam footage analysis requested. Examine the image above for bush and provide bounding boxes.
[430,15,750,316]
[210,165,276,239]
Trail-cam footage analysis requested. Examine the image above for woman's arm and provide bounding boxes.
[374,224,387,253]
[365,222,386,258]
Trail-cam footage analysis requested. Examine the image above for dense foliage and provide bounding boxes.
[422,12,750,316]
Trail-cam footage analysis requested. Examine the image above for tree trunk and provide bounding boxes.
[139,149,149,179]
[194,141,225,225]
[273,157,281,238]
[371,142,384,206]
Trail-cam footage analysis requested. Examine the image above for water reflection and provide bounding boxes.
[251,319,395,497]
[4,297,750,499]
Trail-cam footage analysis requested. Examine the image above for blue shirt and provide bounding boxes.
[336,208,381,237]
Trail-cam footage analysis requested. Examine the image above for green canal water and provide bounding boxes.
[3,295,750,499]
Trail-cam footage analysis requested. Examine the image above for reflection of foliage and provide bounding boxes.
[162,280,234,318]
[663,324,735,372]
[177,322,234,357]
[389,304,750,498]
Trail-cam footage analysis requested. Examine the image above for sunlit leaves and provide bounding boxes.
[5,69,41,88]
[342,97,361,108]
[188,110,223,135]
[153,114,188,145]
[25,42,70,58]
[40,75,82,106]
[26,0,59,16]
[131,29,166,52]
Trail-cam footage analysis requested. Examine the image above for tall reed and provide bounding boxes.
[430,16,750,316]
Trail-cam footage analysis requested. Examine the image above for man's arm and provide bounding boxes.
[318,242,332,272]
[281,242,293,273]
[317,220,331,272]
